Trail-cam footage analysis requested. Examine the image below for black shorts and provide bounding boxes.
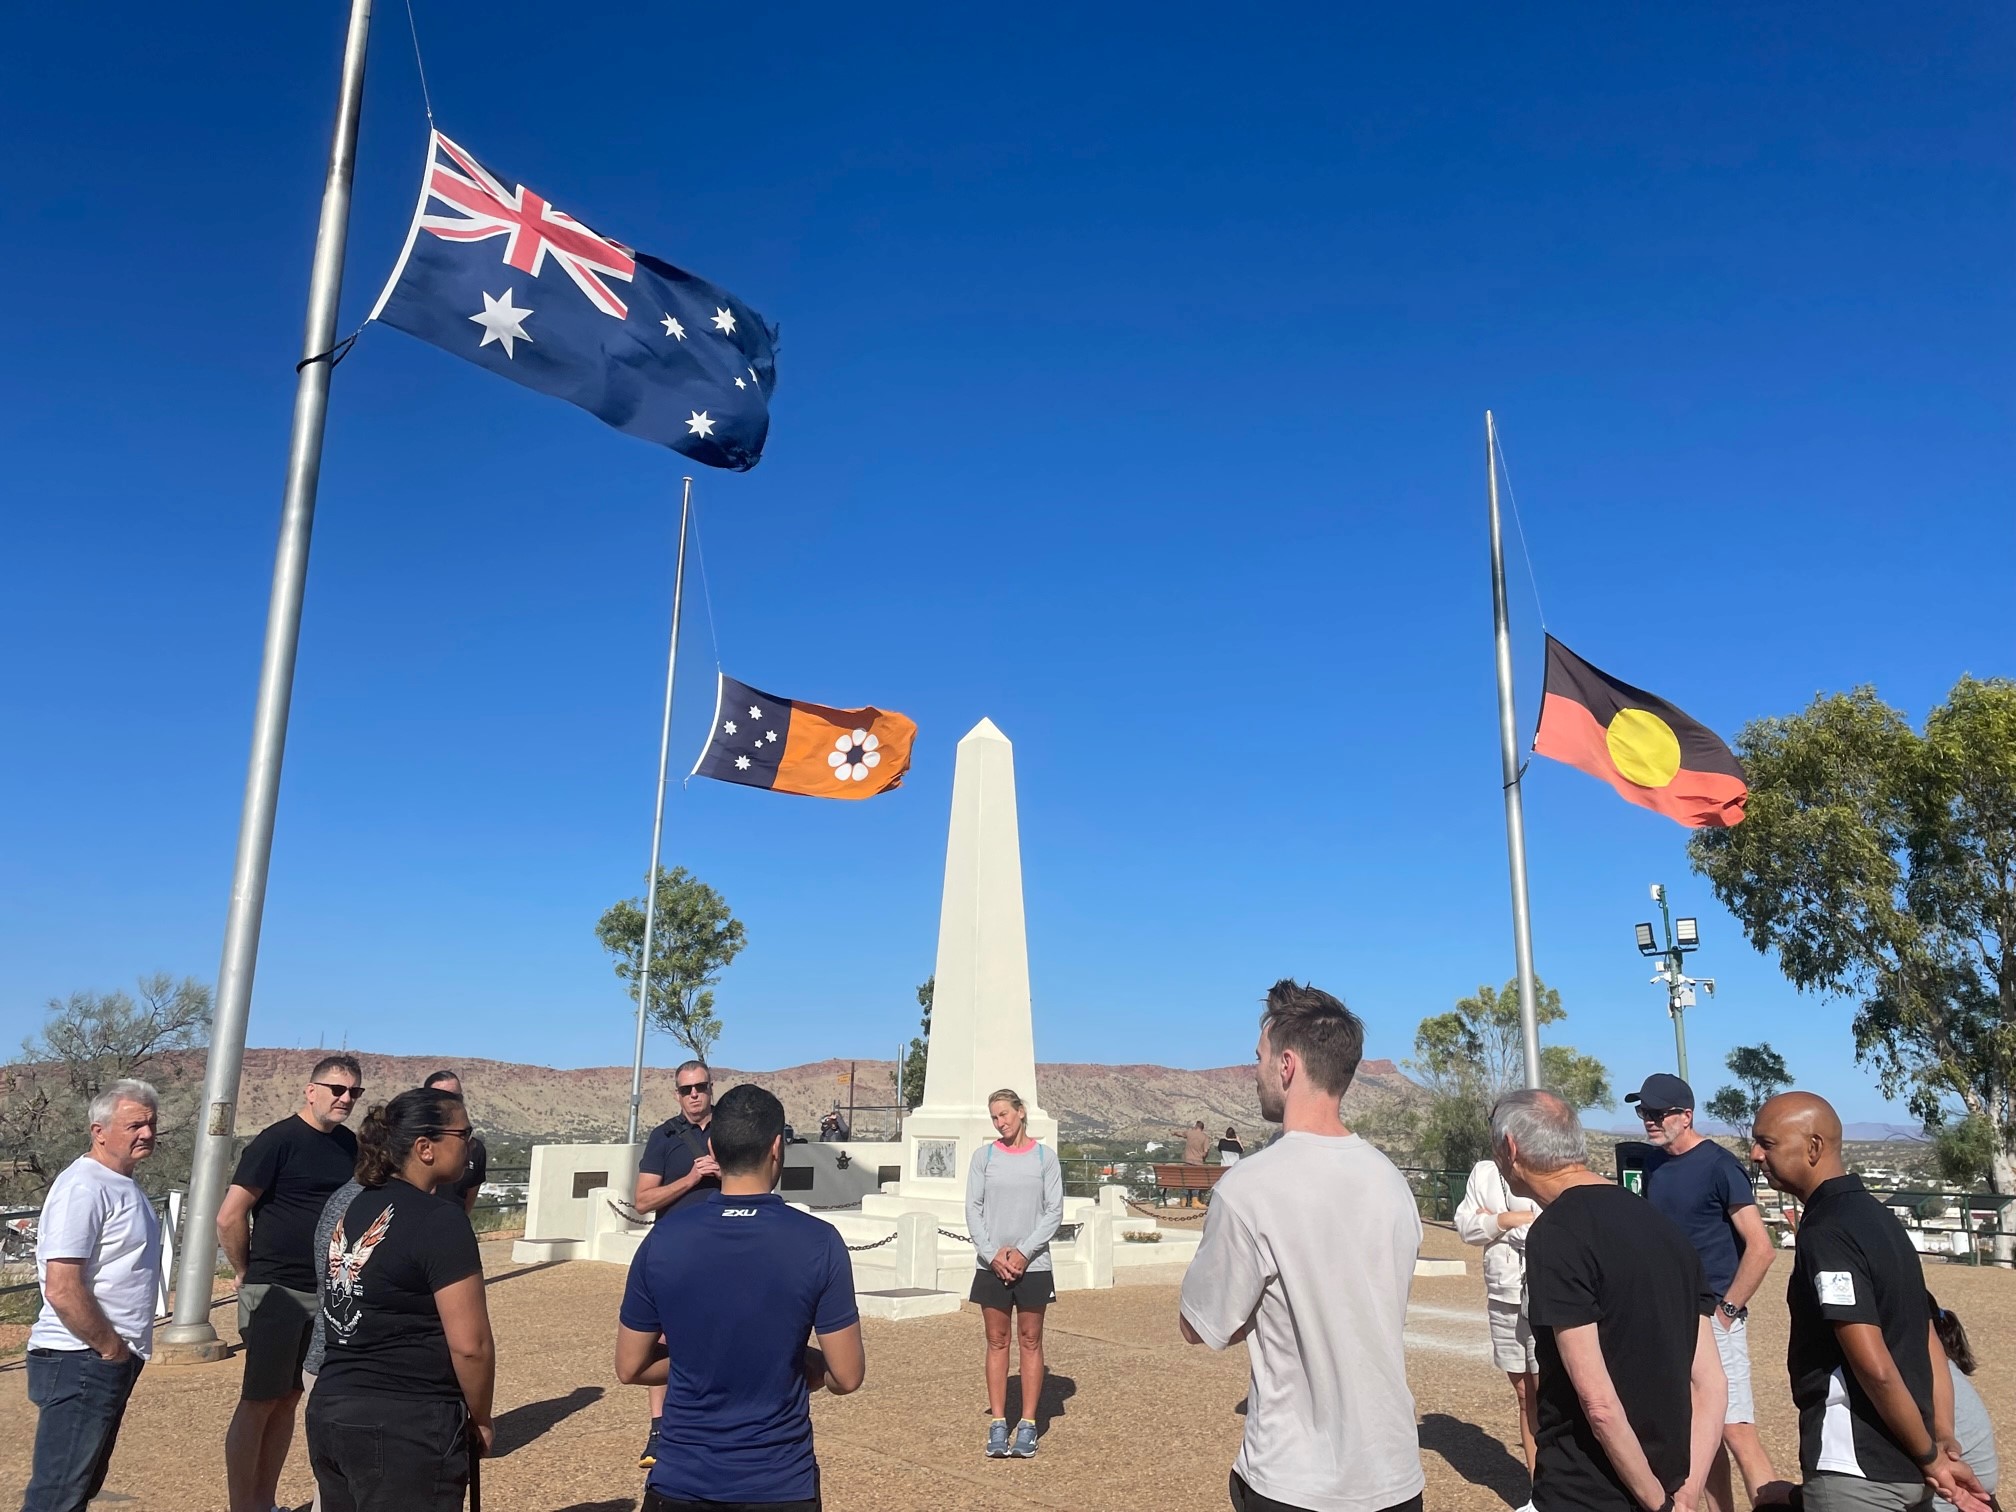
[1231,1471,1422,1512]
[238,1282,318,1401]
[969,1267,1056,1311]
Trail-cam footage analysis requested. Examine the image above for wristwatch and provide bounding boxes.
[1717,1300,1748,1321]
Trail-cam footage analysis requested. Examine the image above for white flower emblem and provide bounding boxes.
[827,728,882,783]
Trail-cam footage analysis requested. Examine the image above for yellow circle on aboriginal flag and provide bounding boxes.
[1606,707,1682,788]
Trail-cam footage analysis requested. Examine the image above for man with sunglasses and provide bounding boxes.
[1628,1073,1782,1512]
[218,1054,365,1512]
[632,1059,724,1469]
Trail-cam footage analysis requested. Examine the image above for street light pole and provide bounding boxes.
[1637,884,1710,1084]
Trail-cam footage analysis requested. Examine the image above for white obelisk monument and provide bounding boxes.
[895,718,1055,1201]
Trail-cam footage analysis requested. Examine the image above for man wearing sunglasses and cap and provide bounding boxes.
[1628,1072,1783,1512]
[217,1054,365,1512]
[632,1059,725,1470]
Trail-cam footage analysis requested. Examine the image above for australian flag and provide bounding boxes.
[368,131,776,470]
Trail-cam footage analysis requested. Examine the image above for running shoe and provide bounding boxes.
[1011,1419,1039,1457]
[639,1419,660,1468]
[985,1418,1011,1458]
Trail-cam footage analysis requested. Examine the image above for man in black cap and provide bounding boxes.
[1627,1073,1782,1512]
[1750,1092,1987,1512]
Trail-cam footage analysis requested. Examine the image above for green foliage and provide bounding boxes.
[1930,1114,1996,1186]
[1707,1043,1792,1143]
[595,866,746,1062]
[1689,679,2016,1192]
[901,976,933,1109]
[1401,975,1610,1171]
[0,975,212,1201]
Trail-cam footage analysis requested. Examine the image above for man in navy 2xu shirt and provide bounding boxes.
[1629,1073,1782,1511]
[617,1083,865,1512]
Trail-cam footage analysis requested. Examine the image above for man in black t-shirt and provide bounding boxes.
[217,1054,364,1512]
[422,1070,489,1215]
[631,1059,723,1469]
[1492,1089,1724,1512]
[1751,1093,1989,1512]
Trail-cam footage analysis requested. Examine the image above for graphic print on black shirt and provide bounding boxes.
[231,1115,360,1291]
[314,1178,483,1403]
[324,1203,393,1345]
[1525,1182,1715,1512]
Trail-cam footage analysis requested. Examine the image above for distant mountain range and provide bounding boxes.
[218,1048,1426,1144]
[1607,1119,1927,1143]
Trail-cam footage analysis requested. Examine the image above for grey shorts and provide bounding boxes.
[1487,1299,1537,1375]
[1798,1474,1933,1512]
[238,1282,318,1401]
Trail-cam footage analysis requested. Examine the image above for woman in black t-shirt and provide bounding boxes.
[305,1086,497,1512]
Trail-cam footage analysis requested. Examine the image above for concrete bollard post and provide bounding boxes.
[894,1211,937,1289]
[1086,1211,1115,1288]
[1098,1184,1128,1216]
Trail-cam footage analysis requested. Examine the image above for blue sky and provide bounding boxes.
[2,4,2009,1122]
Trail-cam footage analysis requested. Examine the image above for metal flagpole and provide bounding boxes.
[627,477,694,1144]
[158,0,374,1361]
[1487,411,1545,1091]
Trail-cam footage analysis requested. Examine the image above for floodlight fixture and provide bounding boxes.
[1634,922,1659,956]
[1675,917,1700,949]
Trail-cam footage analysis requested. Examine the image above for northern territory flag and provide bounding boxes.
[368,131,777,470]
[690,674,916,800]
[1532,637,1747,828]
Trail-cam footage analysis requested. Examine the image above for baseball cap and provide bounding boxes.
[1625,1073,1695,1111]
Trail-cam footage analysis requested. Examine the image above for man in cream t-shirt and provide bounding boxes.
[24,1078,164,1512]
[1181,981,1425,1512]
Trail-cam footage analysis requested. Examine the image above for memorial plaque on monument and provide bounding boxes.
[915,1139,957,1180]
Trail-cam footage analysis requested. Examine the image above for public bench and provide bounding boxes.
[1151,1162,1226,1205]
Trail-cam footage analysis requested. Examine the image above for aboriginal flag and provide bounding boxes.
[690,674,916,800]
[1532,637,1747,828]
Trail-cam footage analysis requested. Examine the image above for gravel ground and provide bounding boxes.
[1,1224,2010,1511]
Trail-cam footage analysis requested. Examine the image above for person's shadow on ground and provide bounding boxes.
[1418,1411,1530,1506]
[551,1501,635,1512]
[1008,1371,1078,1434]
[490,1384,606,1457]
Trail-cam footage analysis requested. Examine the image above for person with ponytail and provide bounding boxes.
[965,1088,1064,1460]
[305,1087,495,1512]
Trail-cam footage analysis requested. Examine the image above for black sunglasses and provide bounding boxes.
[425,1126,474,1141]
[678,1081,713,1096]
[1639,1107,1681,1121]
[314,1082,365,1100]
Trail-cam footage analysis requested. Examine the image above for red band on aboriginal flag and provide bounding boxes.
[1532,637,1746,829]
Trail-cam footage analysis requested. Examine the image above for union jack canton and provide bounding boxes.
[369,131,776,470]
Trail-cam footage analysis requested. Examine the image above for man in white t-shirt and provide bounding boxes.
[24,1078,163,1512]
[1180,980,1425,1512]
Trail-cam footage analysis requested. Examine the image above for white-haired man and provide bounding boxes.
[1493,1088,1725,1512]
[23,1079,162,1512]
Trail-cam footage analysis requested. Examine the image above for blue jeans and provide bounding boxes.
[22,1347,143,1512]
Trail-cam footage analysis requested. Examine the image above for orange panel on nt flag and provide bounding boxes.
[690,673,916,800]
[1532,636,1747,828]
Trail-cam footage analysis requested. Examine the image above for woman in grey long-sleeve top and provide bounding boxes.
[965,1087,1065,1461]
